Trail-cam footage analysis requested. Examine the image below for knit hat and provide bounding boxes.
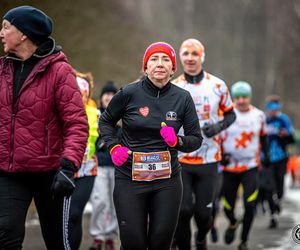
[179,38,205,63]
[231,81,252,98]
[142,42,177,72]
[3,5,53,45]
[100,81,118,99]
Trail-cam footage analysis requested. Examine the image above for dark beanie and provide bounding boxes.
[100,81,118,99]
[3,6,53,45]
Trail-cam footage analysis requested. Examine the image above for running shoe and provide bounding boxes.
[105,239,114,250]
[196,238,207,250]
[89,239,103,250]
[224,221,239,244]
[269,217,278,229]
[238,241,249,250]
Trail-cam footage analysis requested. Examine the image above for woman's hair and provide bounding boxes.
[76,71,94,99]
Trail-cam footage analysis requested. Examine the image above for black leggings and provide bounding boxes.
[0,171,70,250]
[113,171,183,250]
[257,167,277,215]
[175,162,218,250]
[212,172,223,221]
[68,176,95,250]
[271,159,287,200]
[222,168,258,242]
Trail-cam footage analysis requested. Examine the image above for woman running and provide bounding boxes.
[99,42,202,250]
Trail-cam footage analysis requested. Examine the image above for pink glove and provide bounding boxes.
[160,122,178,147]
[110,145,132,167]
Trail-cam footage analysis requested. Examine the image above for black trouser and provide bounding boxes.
[113,171,183,250]
[175,162,218,250]
[68,176,95,250]
[0,171,71,250]
[212,172,223,222]
[271,159,288,200]
[222,168,258,242]
[258,167,277,215]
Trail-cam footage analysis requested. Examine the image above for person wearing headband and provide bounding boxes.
[264,95,295,228]
[99,42,202,250]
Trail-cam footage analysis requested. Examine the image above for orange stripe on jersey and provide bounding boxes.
[223,165,249,173]
[179,156,204,165]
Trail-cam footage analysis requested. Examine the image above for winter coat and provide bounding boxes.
[0,48,88,172]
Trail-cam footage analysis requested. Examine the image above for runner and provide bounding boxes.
[173,38,236,250]
[264,95,295,228]
[68,72,99,249]
[220,81,269,250]
[99,42,202,250]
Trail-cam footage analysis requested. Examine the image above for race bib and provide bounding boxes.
[132,151,171,181]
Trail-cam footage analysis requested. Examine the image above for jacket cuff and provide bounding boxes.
[110,144,122,155]
[60,158,77,172]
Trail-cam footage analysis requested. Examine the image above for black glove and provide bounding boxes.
[221,153,231,167]
[202,122,223,138]
[51,158,77,199]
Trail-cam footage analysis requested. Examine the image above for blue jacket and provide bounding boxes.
[266,113,294,163]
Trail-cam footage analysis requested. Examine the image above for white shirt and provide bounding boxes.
[220,106,266,172]
[173,72,233,164]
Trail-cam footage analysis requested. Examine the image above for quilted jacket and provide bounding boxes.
[0,45,88,172]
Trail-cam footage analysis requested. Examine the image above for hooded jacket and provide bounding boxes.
[0,38,88,172]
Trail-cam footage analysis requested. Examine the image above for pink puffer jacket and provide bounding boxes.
[0,52,88,172]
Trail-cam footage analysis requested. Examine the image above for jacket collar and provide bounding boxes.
[142,76,171,97]
[184,70,204,84]
[5,37,61,61]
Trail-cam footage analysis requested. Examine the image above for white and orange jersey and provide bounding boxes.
[173,72,233,164]
[220,106,267,172]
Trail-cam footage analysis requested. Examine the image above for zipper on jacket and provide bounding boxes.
[21,61,24,72]
[45,125,48,155]
[9,113,16,170]
[157,90,160,98]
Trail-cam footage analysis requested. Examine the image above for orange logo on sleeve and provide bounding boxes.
[235,132,254,149]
